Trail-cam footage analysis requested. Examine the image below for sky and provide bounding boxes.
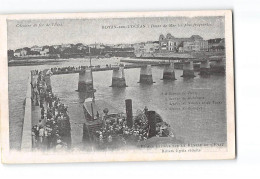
[7,16,225,50]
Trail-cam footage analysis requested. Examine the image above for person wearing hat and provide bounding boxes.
[38,119,44,128]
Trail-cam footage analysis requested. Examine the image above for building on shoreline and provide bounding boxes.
[14,49,28,57]
[30,45,43,52]
[159,33,209,53]
[8,35,225,60]
[133,41,160,55]
[208,38,225,51]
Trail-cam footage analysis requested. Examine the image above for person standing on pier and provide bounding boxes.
[39,126,44,144]
[41,107,45,119]
[144,106,148,117]
[34,88,39,106]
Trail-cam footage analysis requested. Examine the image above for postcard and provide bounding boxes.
[0,10,235,163]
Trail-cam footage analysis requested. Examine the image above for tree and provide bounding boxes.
[7,50,14,59]
[23,47,31,52]
[49,46,59,54]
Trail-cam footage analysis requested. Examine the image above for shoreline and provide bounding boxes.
[8,51,225,67]
[8,60,67,66]
[8,57,107,67]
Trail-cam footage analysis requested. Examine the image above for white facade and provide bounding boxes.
[134,42,159,54]
[14,52,21,57]
[14,49,27,57]
[31,46,42,52]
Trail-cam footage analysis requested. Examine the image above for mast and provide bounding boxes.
[89,54,95,102]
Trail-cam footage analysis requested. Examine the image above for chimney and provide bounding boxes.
[125,99,133,128]
[147,111,156,138]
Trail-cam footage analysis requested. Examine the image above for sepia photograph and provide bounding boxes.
[0,10,235,163]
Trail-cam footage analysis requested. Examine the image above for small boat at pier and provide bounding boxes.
[82,98,175,150]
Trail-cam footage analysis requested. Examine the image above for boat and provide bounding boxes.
[82,98,176,149]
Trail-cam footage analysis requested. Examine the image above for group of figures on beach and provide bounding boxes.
[30,70,71,151]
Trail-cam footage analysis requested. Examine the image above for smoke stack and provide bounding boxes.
[147,111,156,138]
[125,99,133,128]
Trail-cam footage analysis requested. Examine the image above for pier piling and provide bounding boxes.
[199,60,211,75]
[78,69,94,92]
[139,65,154,84]
[162,62,176,80]
[181,61,196,78]
[211,59,225,74]
[111,67,127,87]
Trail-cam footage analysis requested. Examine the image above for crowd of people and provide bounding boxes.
[30,68,173,150]
[94,108,172,148]
[50,66,86,73]
[31,70,71,151]
[50,65,100,74]
[49,64,124,74]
